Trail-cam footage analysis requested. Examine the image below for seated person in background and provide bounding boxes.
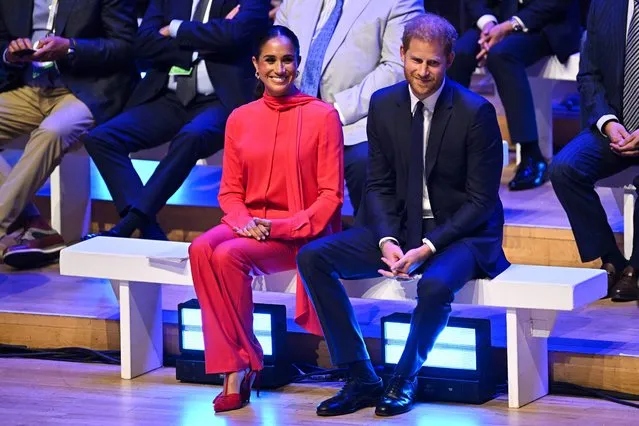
[275,0,423,216]
[297,14,509,417]
[448,0,581,191]
[550,0,639,302]
[189,26,344,413]
[0,0,137,269]
[82,0,269,241]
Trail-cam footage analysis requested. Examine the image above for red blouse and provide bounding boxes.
[218,90,344,334]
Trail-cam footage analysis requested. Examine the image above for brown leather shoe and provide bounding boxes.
[2,218,65,269]
[610,266,639,302]
[601,263,618,298]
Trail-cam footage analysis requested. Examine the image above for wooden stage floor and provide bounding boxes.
[0,358,637,426]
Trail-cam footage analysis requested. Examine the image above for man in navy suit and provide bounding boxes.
[82,0,269,241]
[297,13,509,417]
[0,0,138,268]
[550,0,639,302]
[449,0,581,191]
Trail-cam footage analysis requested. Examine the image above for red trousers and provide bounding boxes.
[189,224,297,374]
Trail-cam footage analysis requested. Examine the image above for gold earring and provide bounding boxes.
[255,72,260,79]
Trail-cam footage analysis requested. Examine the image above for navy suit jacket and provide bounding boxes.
[464,0,581,63]
[128,0,269,112]
[0,0,138,124]
[356,80,510,278]
[578,0,628,130]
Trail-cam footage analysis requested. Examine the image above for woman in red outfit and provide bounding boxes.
[188,25,344,413]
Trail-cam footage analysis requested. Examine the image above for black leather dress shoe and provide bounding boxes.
[611,266,639,302]
[508,157,549,191]
[316,378,384,417]
[81,229,124,242]
[375,376,418,417]
[601,263,618,298]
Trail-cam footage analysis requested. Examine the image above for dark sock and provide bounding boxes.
[110,209,149,238]
[347,360,379,383]
[140,221,168,241]
[519,142,544,163]
[602,248,628,272]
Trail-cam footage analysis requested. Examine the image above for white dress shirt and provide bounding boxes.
[596,0,635,135]
[378,80,446,253]
[166,0,215,96]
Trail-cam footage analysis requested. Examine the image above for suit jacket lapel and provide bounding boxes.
[322,0,372,71]
[54,0,79,36]
[394,82,413,168]
[297,1,323,75]
[425,81,453,182]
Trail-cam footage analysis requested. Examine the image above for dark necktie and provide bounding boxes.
[299,0,344,97]
[623,0,639,132]
[406,101,425,250]
[175,0,210,106]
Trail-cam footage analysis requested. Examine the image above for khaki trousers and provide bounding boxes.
[0,86,94,235]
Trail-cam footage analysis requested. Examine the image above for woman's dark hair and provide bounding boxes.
[254,25,301,98]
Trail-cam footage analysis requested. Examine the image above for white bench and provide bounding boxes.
[59,236,606,409]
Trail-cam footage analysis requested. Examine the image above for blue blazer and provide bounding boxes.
[356,80,510,279]
[0,0,139,124]
[128,0,270,112]
[578,0,628,130]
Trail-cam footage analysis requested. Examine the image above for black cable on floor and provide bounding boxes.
[0,344,120,365]
[551,381,639,409]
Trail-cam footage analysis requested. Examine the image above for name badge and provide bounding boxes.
[169,66,193,76]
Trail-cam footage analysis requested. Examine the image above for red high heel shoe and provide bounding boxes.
[213,369,256,413]
[240,370,260,403]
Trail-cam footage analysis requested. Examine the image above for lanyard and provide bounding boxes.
[46,0,60,35]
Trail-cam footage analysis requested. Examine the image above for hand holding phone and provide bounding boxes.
[6,38,35,63]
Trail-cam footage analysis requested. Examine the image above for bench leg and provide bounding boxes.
[624,187,636,258]
[506,308,557,408]
[50,152,91,242]
[116,280,163,379]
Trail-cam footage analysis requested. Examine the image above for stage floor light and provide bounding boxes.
[176,299,292,388]
[381,313,497,404]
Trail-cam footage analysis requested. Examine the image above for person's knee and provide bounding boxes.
[416,278,454,306]
[174,129,223,159]
[485,43,516,71]
[296,240,326,273]
[34,122,75,152]
[549,151,578,187]
[188,234,213,260]
[83,124,127,155]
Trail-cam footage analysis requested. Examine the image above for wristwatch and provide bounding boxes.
[66,38,76,60]
[509,17,524,32]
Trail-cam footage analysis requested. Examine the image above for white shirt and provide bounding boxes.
[596,0,635,134]
[312,0,350,42]
[166,0,215,96]
[378,80,446,253]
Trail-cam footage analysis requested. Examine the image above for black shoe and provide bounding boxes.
[611,266,639,302]
[375,376,417,417]
[508,157,549,191]
[316,377,384,417]
[81,229,125,242]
